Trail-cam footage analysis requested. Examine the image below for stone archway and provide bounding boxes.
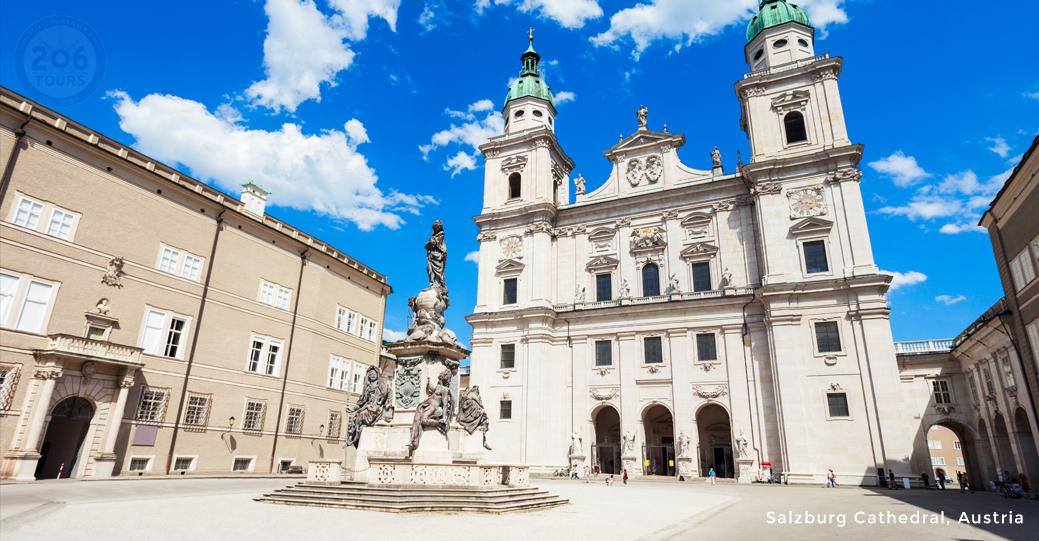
[696,404,733,478]
[993,412,1016,477]
[925,421,987,491]
[1013,407,1039,481]
[642,404,674,477]
[592,406,621,474]
[35,397,95,479]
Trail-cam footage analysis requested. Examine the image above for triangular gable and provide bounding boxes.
[495,259,525,273]
[586,255,620,270]
[604,131,686,162]
[679,242,719,259]
[789,217,833,235]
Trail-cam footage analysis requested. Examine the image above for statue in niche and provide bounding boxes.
[721,267,733,287]
[636,104,648,128]
[409,369,455,451]
[574,174,586,195]
[457,386,492,450]
[426,220,448,300]
[711,146,722,168]
[735,429,749,459]
[622,430,636,455]
[677,431,692,458]
[571,427,583,456]
[346,366,393,448]
[620,279,630,298]
[95,298,111,315]
[574,284,586,304]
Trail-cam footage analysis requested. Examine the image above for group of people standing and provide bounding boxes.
[570,464,629,486]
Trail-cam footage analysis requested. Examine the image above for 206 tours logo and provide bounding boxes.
[14,17,107,107]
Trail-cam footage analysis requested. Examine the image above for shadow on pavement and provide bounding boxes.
[864,486,1037,541]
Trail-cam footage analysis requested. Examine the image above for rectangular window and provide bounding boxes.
[931,380,952,405]
[803,240,829,274]
[1011,251,1036,290]
[174,457,193,471]
[968,373,979,403]
[46,209,75,240]
[328,411,342,439]
[983,366,995,395]
[140,309,189,358]
[183,393,211,427]
[954,441,962,450]
[503,278,518,305]
[135,387,170,423]
[243,400,266,431]
[696,333,718,361]
[500,400,512,420]
[259,283,275,305]
[366,320,378,342]
[351,363,364,394]
[957,457,964,466]
[500,344,516,369]
[246,336,283,376]
[233,458,252,472]
[932,440,942,450]
[14,198,44,229]
[286,406,304,435]
[594,340,612,366]
[1001,355,1016,388]
[0,273,21,327]
[596,273,612,302]
[358,316,371,338]
[275,287,291,310]
[335,307,349,331]
[815,321,841,353]
[1028,322,1039,368]
[827,393,849,417]
[159,247,180,274]
[346,310,357,334]
[644,336,663,364]
[0,365,20,411]
[927,440,935,450]
[691,262,712,292]
[181,255,202,281]
[129,458,150,471]
[328,356,349,391]
[164,317,186,358]
[15,280,53,334]
[141,310,166,354]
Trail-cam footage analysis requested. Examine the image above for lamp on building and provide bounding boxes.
[229,416,235,431]
[319,424,325,437]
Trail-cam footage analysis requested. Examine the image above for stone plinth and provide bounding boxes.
[736,458,755,484]
[366,459,529,488]
[306,460,343,485]
[93,453,117,478]
[569,454,586,470]
[621,455,638,477]
[676,456,694,481]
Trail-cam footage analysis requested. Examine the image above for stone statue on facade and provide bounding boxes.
[735,429,749,459]
[636,105,648,128]
[622,430,636,455]
[677,431,692,458]
[721,267,733,288]
[426,220,448,299]
[95,298,111,315]
[102,256,125,287]
[668,274,681,295]
[574,174,586,195]
[346,366,393,448]
[409,369,455,451]
[620,279,630,298]
[457,385,492,450]
[571,427,583,456]
[574,284,586,304]
[711,146,722,168]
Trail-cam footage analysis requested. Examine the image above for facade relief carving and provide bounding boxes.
[629,226,667,252]
[589,387,619,401]
[616,217,631,228]
[626,158,644,187]
[476,231,496,242]
[501,155,527,173]
[693,385,728,399]
[645,155,663,183]
[102,257,125,287]
[754,182,783,196]
[524,221,554,236]
[828,168,863,183]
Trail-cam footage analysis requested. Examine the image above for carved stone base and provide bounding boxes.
[676,456,694,481]
[3,451,42,482]
[366,459,529,488]
[712,165,723,176]
[306,460,343,485]
[622,455,638,478]
[569,454,586,470]
[736,458,755,484]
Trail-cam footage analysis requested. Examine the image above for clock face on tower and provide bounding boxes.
[787,187,827,219]
[500,236,523,259]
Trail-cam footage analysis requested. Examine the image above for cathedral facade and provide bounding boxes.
[466,0,914,485]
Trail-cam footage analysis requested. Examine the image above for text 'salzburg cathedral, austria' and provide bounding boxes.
[2,0,1039,490]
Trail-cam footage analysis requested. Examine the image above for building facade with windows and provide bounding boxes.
[466,1,914,485]
[0,87,391,481]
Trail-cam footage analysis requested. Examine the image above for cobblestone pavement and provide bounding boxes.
[1,477,1036,540]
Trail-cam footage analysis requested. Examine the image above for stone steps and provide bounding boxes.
[256,483,569,513]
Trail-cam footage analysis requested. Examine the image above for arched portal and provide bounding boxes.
[35,397,95,479]
[697,404,733,478]
[593,406,621,474]
[993,412,1016,477]
[1013,408,1039,480]
[642,404,674,476]
[928,420,986,491]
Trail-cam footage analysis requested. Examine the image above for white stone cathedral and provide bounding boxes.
[466,0,913,485]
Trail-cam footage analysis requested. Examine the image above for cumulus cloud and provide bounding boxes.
[464,250,480,263]
[883,270,927,291]
[875,167,1009,234]
[1025,92,1039,101]
[985,137,1011,158]
[474,0,603,29]
[591,0,848,59]
[555,91,576,104]
[382,328,408,341]
[868,151,931,188]
[935,294,966,306]
[420,99,504,176]
[110,91,434,231]
[244,0,400,113]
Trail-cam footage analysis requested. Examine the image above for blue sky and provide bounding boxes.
[3,0,1038,348]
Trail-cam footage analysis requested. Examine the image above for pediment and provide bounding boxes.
[495,259,525,273]
[604,131,685,161]
[789,217,833,235]
[771,90,810,112]
[680,212,712,227]
[588,227,616,242]
[679,242,719,259]
[586,255,620,270]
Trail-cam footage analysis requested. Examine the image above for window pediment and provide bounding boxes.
[586,255,620,271]
[679,242,719,259]
[588,227,616,253]
[771,90,810,113]
[501,155,527,173]
[789,217,833,236]
[680,212,712,239]
[495,259,525,274]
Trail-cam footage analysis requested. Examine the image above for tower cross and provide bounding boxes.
[528,27,535,42]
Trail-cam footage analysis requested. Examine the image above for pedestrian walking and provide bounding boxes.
[827,469,836,488]
[594,463,600,483]
[957,471,964,492]
[921,472,929,490]
[936,469,945,490]
[623,469,628,486]
[710,466,716,485]
[888,471,896,490]
[571,464,579,480]
[584,465,591,483]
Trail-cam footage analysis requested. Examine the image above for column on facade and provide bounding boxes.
[529,230,553,308]
[571,336,590,466]
[827,174,877,277]
[764,314,817,482]
[22,368,62,451]
[722,323,757,481]
[617,331,639,473]
[100,370,136,455]
[668,328,695,477]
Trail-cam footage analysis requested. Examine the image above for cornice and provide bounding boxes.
[741,144,864,185]
[734,55,844,94]
[479,127,575,171]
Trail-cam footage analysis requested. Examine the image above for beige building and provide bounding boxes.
[0,86,391,481]
[925,425,962,482]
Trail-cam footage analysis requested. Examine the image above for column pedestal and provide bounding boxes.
[677,456,694,481]
[93,455,117,478]
[737,457,755,484]
[622,455,638,477]
[569,453,586,470]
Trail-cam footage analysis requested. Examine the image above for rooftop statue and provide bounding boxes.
[636,104,648,128]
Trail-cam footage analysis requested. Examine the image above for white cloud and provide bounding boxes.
[383,328,408,341]
[882,270,927,291]
[867,151,931,188]
[935,294,966,306]
[939,223,986,234]
[555,91,576,104]
[464,250,480,263]
[418,1,447,32]
[1025,92,1039,101]
[985,137,1011,158]
[591,0,848,59]
[474,0,603,29]
[420,99,504,176]
[244,0,400,113]
[110,91,434,231]
[875,167,1007,234]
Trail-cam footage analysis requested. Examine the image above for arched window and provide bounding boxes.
[642,263,660,297]
[509,173,521,199]
[784,111,808,144]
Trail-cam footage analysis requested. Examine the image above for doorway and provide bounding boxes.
[35,397,95,479]
[592,406,621,474]
[697,404,733,478]
[642,404,675,477]
[926,420,986,490]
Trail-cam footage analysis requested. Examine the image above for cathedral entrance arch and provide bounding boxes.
[1013,408,1039,480]
[35,397,95,479]
[592,405,621,475]
[642,404,674,477]
[696,404,733,478]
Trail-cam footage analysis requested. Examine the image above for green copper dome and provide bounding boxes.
[503,40,555,111]
[747,0,811,43]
